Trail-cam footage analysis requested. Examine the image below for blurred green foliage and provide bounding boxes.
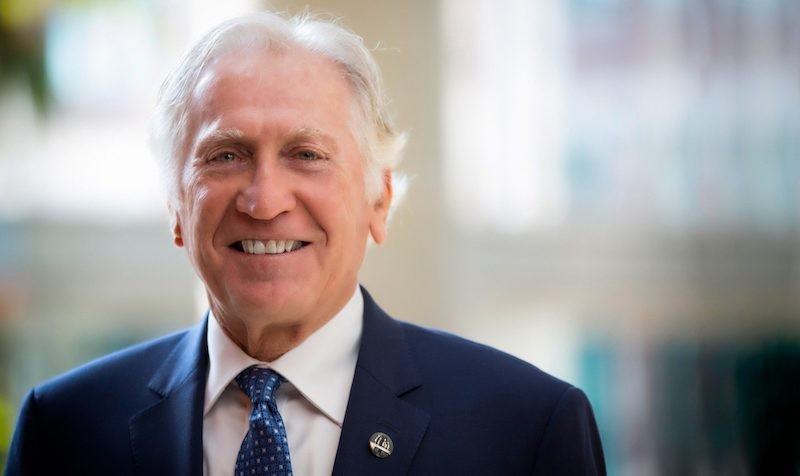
[0,395,11,469]
[0,0,50,113]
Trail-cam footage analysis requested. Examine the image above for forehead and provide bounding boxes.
[189,46,355,127]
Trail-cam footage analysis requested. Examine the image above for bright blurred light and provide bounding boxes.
[441,0,567,233]
[441,0,800,234]
[45,4,157,112]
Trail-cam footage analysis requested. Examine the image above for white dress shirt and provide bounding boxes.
[203,287,363,476]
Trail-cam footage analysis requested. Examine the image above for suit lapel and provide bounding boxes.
[129,319,209,476]
[332,288,430,475]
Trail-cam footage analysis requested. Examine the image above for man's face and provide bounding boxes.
[172,47,391,331]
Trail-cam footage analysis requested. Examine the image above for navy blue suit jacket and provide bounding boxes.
[6,289,605,475]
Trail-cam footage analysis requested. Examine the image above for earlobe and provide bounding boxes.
[168,202,184,248]
[369,219,387,244]
[173,223,184,247]
[369,171,393,245]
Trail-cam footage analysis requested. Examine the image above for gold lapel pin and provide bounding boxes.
[368,432,394,458]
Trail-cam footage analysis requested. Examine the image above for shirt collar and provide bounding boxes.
[204,286,363,426]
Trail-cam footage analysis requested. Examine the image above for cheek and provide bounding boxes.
[182,182,225,242]
[188,172,235,212]
[317,177,367,224]
[189,185,214,213]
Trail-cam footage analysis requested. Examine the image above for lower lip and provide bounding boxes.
[225,243,311,278]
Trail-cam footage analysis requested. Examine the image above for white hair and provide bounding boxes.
[150,11,406,208]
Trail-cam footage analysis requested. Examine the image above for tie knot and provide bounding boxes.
[235,367,283,404]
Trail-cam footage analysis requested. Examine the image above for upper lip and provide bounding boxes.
[226,233,312,245]
[230,237,305,243]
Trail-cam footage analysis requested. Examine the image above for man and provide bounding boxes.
[6,12,604,475]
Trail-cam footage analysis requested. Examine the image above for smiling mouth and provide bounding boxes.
[231,239,308,255]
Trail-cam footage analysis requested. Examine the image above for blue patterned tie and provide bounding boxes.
[234,367,293,476]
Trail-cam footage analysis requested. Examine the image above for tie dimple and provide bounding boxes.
[234,367,293,476]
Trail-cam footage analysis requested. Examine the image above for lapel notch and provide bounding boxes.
[332,288,431,475]
[129,318,209,476]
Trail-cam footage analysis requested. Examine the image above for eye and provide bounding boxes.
[295,149,322,161]
[211,151,238,163]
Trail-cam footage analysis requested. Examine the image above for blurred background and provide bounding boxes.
[1,0,799,473]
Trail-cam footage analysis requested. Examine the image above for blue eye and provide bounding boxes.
[211,152,237,163]
[296,150,320,161]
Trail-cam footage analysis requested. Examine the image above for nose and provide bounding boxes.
[235,161,296,220]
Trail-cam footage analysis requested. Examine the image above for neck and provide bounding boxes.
[217,318,306,362]
[209,289,355,362]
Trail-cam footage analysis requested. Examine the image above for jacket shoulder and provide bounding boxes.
[393,318,580,445]
[35,328,192,404]
[7,326,204,476]
[399,319,570,397]
[389,319,605,474]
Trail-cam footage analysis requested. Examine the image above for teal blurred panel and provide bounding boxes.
[580,339,619,474]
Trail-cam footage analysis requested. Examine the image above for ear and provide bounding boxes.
[167,201,184,248]
[369,170,393,245]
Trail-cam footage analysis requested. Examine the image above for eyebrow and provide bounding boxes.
[286,127,340,154]
[193,128,247,155]
[193,126,342,157]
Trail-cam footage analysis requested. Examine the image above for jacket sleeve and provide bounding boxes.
[5,388,48,476]
[532,386,606,475]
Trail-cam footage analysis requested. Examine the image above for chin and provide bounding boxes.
[229,284,311,320]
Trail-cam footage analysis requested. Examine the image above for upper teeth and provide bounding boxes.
[241,239,302,255]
